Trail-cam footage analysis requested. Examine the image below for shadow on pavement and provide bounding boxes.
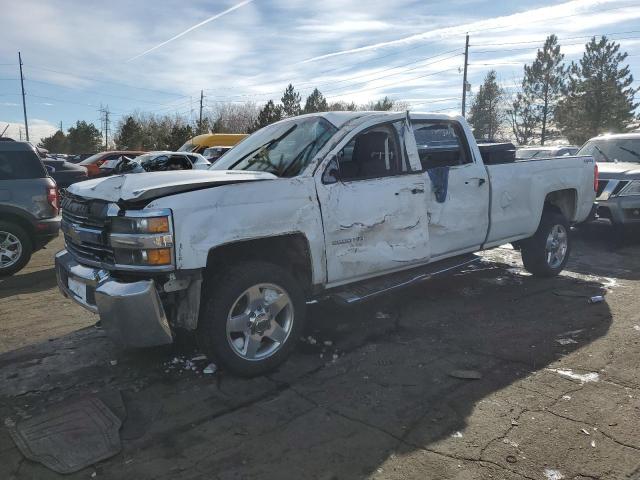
[0,258,613,479]
[0,267,58,299]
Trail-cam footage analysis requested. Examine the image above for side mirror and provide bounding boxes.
[322,156,340,184]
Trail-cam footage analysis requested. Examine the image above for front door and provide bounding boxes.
[410,118,490,259]
[316,119,430,286]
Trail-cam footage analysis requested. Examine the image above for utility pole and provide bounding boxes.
[461,34,469,118]
[59,121,63,132]
[99,105,110,149]
[198,89,204,133]
[18,52,29,141]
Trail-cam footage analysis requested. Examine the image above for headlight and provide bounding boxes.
[109,210,174,268]
[618,180,640,196]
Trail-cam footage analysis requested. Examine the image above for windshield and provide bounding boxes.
[79,152,106,165]
[578,138,640,163]
[178,142,196,152]
[211,117,337,177]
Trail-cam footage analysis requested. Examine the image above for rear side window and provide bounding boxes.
[0,150,47,179]
[412,121,471,169]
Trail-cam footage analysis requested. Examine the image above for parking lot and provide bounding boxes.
[0,224,638,479]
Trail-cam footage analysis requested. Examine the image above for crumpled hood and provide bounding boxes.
[67,170,277,203]
[598,162,640,180]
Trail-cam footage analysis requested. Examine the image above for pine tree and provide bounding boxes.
[519,35,566,145]
[508,92,537,146]
[303,88,328,114]
[66,121,102,153]
[39,130,68,153]
[167,123,194,151]
[468,70,504,141]
[366,96,395,111]
[115,116,144,150]
[555,36,638,144]
[281,84,302,117]
[252,100,283,132]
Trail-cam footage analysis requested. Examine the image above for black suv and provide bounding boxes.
[0,142,60,275]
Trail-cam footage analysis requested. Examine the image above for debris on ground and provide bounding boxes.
[555,338,578,345]
[544,468,565,480]
[591,440,596,448]
[580,428,590,435]
[448,369,483,380]
[109,360,118,366]
[7,397,122,474]
[510,419,519,426]
[323,340,333,347]
[191,354,207,361]
[547,368,599,383]
[634,325,640,332]
[375,311,391,319]
[502,438,519,448]
[451,431,463,438]
[589,295,605,304]
[562,395,571,400]
[203,363,217,375]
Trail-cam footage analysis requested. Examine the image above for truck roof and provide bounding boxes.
[280,111,462,129]
[0,141,38,152]
[590,132,640,140]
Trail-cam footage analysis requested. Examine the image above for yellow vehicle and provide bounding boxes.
[178,133,248,155]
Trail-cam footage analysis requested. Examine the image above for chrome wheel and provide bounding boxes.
[0,231,22,269]
[545,224,568,269]
[226,283,294,361]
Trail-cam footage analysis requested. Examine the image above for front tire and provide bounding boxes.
[0,222,33,276]
[521,211,571,277]
[197,261,306,377]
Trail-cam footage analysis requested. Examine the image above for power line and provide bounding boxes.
[470,36,640,54]
[470,30,640,47]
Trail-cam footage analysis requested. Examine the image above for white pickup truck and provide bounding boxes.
[55,112,597,376]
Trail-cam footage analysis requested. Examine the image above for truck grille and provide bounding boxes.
[60,194,114,266]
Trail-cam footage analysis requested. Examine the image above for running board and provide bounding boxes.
[328,254,479,305]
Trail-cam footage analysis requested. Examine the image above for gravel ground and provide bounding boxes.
[0,224,639,480]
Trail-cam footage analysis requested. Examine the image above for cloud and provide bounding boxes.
[299,0,632,63]
[0,118,57,144]
[126,0,255,62]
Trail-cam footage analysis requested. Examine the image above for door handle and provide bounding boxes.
[465,178,486,186]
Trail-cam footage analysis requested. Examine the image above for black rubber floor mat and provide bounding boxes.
[8,397,122,474]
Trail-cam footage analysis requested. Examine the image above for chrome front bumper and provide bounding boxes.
[55,249,173,347]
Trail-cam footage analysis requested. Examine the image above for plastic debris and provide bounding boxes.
[191,355,207,361]
[591,440,596,448]
[580,428,590,436]
[451,431,463,438]
[109,360,118,366]
[562,395,571,400]
[203,363,217,375]
[547,368,599,383]
[448,369,482,380]
[555,338,578,345]
[589,295,604,304]
[544,468,565,480]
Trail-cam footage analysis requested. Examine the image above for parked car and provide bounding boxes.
[516,145,579,159]
[178,133,248,154]
[42,157,88,188]
[202,146,232,163]
[55,112,596,376]
[578,133,640,227]
[79,151,146,177]
[0,141,60,275]
[99,151,211,176]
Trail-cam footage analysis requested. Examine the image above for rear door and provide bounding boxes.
[411,118,489,259]
[315,117,430,286]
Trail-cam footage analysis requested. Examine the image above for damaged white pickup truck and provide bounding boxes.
[56,112,597,375]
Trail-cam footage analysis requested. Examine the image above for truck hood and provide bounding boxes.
[597,162,640,180]
[67,170,278,203]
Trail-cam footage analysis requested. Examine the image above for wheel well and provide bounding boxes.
[544,189,577,221]
[206,234,313,294]
[0,212,35,239]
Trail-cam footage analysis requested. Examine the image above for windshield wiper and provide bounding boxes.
[227,125,297,171]
[592,145,612,162]
[618,146,640,161]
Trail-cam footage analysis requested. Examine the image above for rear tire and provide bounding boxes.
[0,221,33,276]
[521,212,570,277]
[197,261,306,377]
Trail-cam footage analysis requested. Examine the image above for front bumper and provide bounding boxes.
[596,196,640,224]
[55,249,173,347]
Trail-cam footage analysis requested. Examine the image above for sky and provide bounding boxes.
[0,0,639,143]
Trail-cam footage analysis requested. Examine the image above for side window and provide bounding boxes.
[337,125,401,181]
[411,122,471,169]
